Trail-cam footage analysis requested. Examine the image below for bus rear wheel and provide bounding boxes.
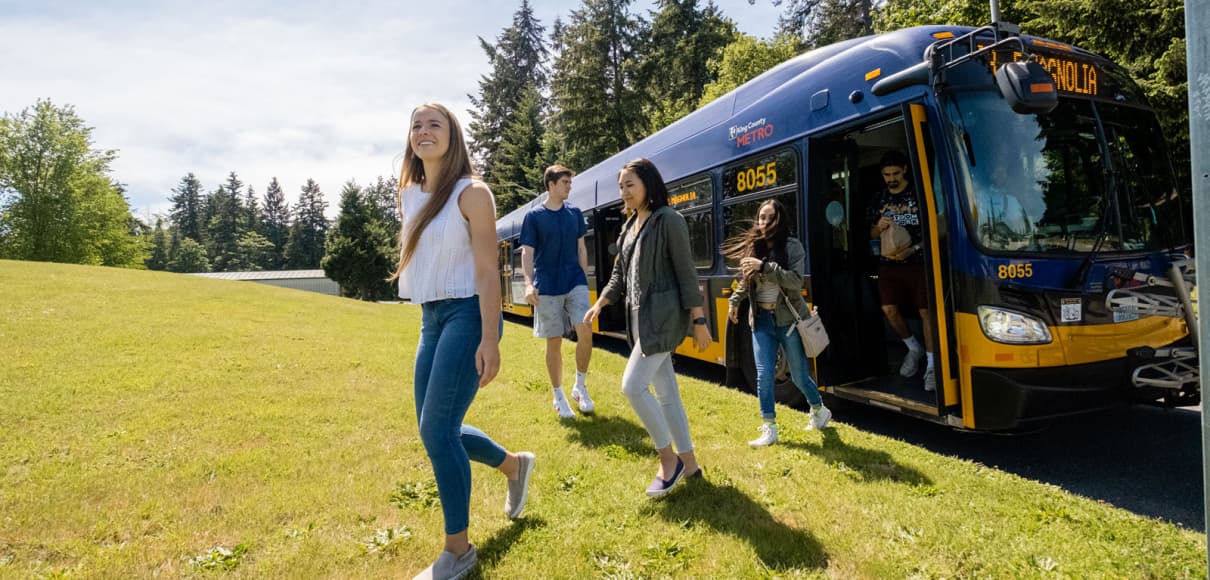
[736,322,808,409]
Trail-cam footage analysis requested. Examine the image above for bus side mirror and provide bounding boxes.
[995,61,1058,115]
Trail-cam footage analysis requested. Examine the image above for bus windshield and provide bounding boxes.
[943,91,1186,254]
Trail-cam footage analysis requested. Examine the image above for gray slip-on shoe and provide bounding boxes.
[505,452,535,519]
[413,545,477,580]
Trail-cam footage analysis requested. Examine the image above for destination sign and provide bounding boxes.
[667,176,713,211]
[986,47,1100,96]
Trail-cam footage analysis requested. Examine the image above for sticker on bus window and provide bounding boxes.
[1060,298,1082,322]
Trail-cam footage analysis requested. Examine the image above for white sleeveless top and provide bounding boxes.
[398,178,479,303]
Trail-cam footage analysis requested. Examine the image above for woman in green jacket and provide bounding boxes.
[583,158,712,497]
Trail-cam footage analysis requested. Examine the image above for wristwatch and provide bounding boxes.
[692,317,708,326]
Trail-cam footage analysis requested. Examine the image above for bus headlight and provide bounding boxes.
[977,306,1052,344]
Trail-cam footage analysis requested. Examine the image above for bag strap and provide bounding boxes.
[777,285,808,322]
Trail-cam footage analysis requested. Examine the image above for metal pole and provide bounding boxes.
[989,0,1001,24]
[1187,0,1210,562]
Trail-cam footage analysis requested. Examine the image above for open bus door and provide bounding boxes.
[808,137,889,386]
[806,107,958,425]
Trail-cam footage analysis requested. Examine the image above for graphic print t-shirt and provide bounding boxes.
[866,186,922,263]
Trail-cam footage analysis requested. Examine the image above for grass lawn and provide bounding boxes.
[0,259,1204,578]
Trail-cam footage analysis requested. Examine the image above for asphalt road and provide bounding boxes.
[832,400,1206,532]
[528,327,1206,531]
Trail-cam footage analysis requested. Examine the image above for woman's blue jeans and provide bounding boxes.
[751,308,823,420]
[414,296,507,535]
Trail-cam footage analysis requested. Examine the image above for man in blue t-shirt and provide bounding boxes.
[521,165,595,419]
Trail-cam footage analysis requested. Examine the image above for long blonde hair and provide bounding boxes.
[389,103,475,280]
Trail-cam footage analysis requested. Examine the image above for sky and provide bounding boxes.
[0,0,784,221]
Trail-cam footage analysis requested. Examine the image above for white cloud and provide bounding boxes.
[0,0,781,219]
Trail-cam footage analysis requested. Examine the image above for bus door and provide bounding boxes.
[807,137,888,385]
[593,202,627,335]
[807,109,953,421]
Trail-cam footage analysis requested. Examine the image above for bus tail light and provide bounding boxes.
[977,306,1052,344]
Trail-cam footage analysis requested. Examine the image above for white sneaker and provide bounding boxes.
[553,390,574,419]
[923,367,936,392]
[413,545,477,580]
[806,405,832,431]
[570,384,595,414]
[900,349,924,377]
[748,423,779,447]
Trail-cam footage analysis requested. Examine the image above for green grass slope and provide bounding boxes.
[0,260,1204,578]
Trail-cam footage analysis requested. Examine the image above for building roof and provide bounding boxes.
[190,270,330,281]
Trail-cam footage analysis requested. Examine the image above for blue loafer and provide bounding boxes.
[645,458,685,497]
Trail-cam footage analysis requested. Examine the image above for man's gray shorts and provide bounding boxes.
[534,285,591,339]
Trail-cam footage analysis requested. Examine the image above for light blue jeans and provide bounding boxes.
[414,296,507,535]
[752,309,823,420]
[622,309,694,453]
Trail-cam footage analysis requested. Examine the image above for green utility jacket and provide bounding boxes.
[601,205,704,355]
[728,237,810,328]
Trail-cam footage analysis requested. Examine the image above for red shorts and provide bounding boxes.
[877,261,930,310]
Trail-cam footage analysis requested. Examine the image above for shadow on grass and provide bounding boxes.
[649,478,827,571]
[472,515,547,576]
[562,413,653,458]
[782,428,932,486]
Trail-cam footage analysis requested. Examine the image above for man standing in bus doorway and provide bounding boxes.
[521,165,596,419]
[868,151,936,392]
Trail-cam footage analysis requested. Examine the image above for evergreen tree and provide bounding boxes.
[363,175,400,236]
[284,178,328,269]
[147,217,171,271]
[493,84,546,216]
[168,172,205,242]
[642,0,738,130]
[322,181,394,300]
[549,0,649,170]
[168,237,210,273]
[244,184,260,235]
[468,0,549,184]
[0,100,144,267]
[699,34,802,106]
[202,171,246,271]
[775,0,872,48]
[231,231,275,271]
[260,177,290,269]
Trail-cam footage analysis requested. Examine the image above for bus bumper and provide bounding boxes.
[970,359,1133,431]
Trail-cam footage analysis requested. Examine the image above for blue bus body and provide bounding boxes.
[496,25,1196,431]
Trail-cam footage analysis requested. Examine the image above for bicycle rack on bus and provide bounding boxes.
[1106,258,1199,392]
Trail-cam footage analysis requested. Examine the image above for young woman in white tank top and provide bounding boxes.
[390,103,534,580]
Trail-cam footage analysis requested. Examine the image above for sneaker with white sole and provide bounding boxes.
[413,545,477,580]
[748,422,779,447]
[570,384,595,414]
[806,405,832,431]
[899,348,924,377]
[552,389,574,419]
[923,367,936,392]
[504,452,535,519]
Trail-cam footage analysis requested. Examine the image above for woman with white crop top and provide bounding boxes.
[391,103,534,580]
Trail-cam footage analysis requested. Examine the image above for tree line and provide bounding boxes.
[153,171,400,299]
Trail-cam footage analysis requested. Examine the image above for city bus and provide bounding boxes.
[495,22,1198,431]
